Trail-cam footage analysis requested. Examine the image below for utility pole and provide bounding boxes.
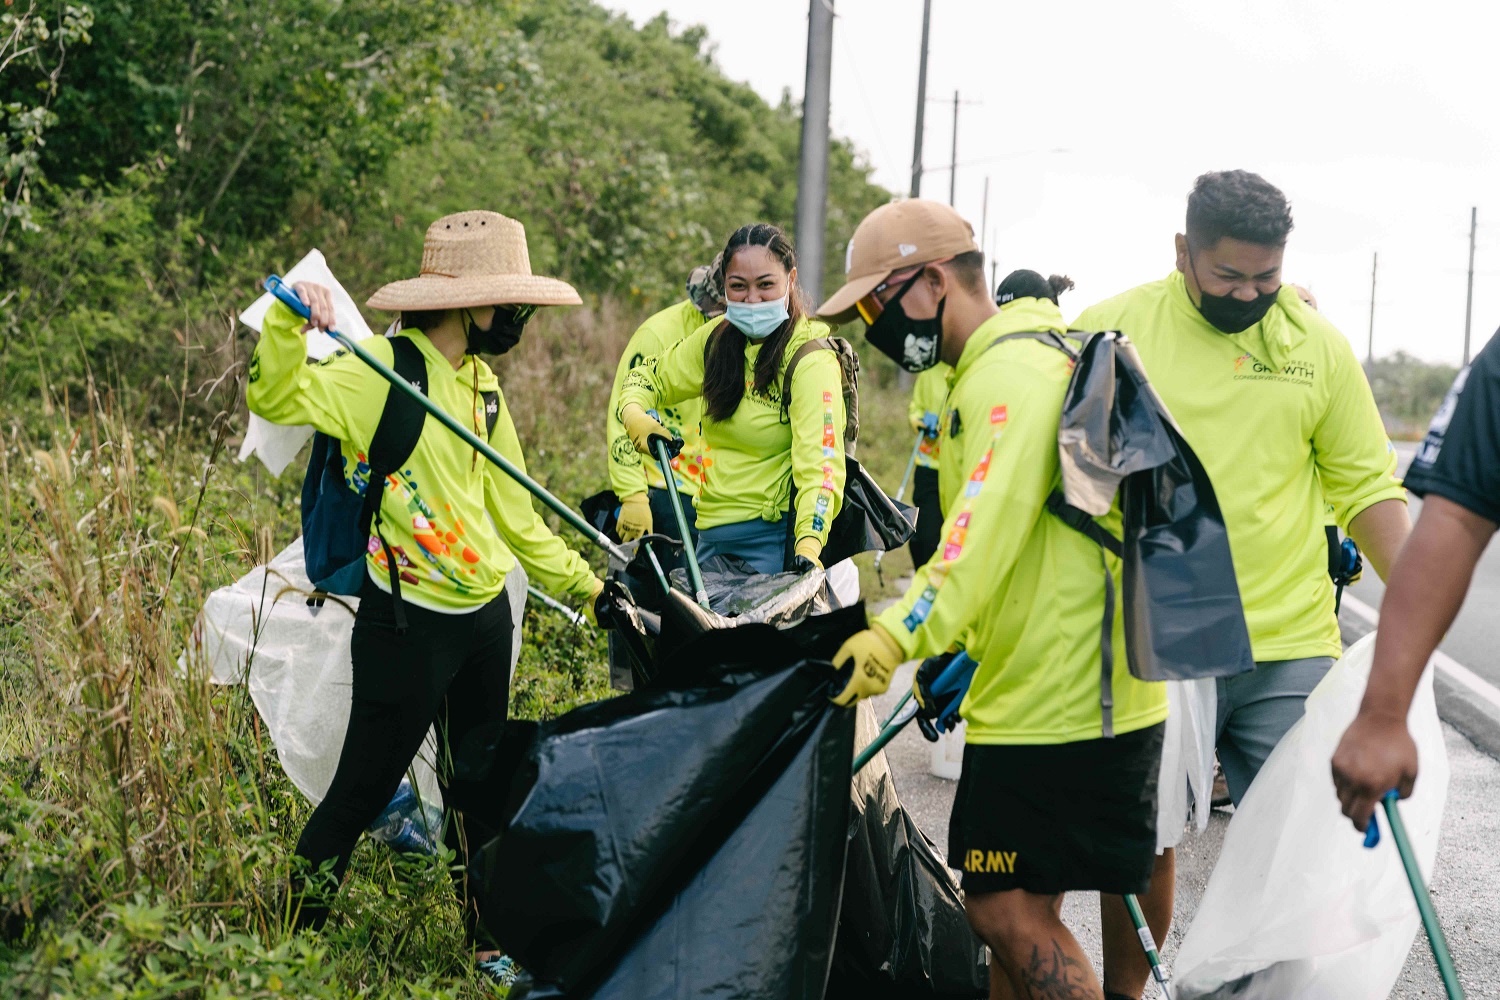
[1366,251,1377,368]
[795,0,834,305]
[979,176,990,255]
[1464,206,1477,365]
[949,90,960,206]
[908,0,932,199]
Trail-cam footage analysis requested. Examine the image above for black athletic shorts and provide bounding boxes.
[947,722,1164,896]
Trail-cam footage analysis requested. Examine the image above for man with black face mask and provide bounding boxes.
[819,199,1170,1000]
[1074,170,1411,1000]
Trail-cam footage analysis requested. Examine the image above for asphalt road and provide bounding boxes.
[869,547,1500,996]
[1344,441,1500,758]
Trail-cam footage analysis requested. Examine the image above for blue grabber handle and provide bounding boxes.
[915,651,977,741]
[265,274,320,325]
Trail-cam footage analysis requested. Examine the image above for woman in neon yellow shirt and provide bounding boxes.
[247,211,602,985]
[618,223,846,575]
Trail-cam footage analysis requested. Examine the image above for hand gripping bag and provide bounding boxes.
[1173,632,1450,998]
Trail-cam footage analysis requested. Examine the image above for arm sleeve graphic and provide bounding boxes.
[485,390,598,600]
[606,324,659,498]
[787,349,846,546]
[876,372,1058,660]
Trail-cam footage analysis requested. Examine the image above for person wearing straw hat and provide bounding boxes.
[603,256,724,548]
[817,199,1168,1000]
[246,209,602,986]
[616,223,846,576]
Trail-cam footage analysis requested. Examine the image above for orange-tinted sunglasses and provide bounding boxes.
[854,268,923,326]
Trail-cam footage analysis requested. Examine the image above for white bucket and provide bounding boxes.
[928,721,965,780]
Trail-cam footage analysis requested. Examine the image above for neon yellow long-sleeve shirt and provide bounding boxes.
[1074,271,1405,662]
[246,302,597,612]
[618,316,846,546]
[906,362,952,470]
[875,298,1168,745]
[605,300,708,499]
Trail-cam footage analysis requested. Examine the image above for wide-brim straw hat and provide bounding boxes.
[367,210,581,311]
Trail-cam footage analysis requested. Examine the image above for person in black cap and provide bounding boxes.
[995,269,1075,306]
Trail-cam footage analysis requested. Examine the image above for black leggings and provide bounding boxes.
[293,577,514,943]
[908,465,944,570]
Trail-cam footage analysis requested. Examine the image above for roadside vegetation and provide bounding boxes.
[0,1,902,995]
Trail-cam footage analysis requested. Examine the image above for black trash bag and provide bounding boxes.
[470,621,857,995]
[809,457,919,568]
[599,531,685,691]
[1054,331,1254,683]
[526,698,854,1000]
[824,706,989,1000]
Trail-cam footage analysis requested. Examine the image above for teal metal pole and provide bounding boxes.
[653,437,708,608]
[852,692,916,774]
[1383,792,1464,998]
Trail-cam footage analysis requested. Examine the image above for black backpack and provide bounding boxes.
[300,337,499,628]
[987,329,1255,736]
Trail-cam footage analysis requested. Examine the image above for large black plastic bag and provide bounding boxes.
[821,457,918,567]
[530,702,854,1000]
[471,619,860,996]
[825,701,989,999]
[1059,332,1254,682]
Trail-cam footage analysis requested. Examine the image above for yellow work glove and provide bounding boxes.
[617,492,653,542]
[620,403,673,456]
[830,624,905,707]
[792,536,823,573]
[580,576,605,626]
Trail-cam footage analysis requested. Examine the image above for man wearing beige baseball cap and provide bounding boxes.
[247,210,602,988]
[819,199,1168,1000]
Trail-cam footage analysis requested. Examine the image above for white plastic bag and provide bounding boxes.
[1155,677,1218,852]
[236,249,376,476]
[196,538,528,840]
[1173,632,1449,998]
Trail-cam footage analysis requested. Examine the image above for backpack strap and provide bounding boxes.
[779,336,836,424]
[360,336,429,630]
[983,329,1079,359]
[1045,491,1123,558]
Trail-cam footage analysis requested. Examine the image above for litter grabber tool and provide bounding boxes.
[264,275,640,577]
[651,435,709,608]
[851,651,975,774]
[1124,893,1174,1000]
[527,584,586,627]
[1363,789,1464,999]
[873,431,925,582]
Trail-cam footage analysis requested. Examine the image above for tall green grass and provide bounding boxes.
[0,301,913,996]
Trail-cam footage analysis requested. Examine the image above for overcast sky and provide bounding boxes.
[609,0,1500,365]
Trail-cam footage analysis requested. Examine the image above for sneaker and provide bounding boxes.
[476,954,527,997]
[1211,762,1232,810]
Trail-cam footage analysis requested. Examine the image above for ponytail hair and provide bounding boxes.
[702,223,804,423]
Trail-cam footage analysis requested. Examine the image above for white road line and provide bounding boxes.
[1342,593,1500,716]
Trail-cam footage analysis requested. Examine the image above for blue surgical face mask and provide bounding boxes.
[725,294,790,340]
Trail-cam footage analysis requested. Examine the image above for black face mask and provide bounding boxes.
[1188,254,1280,334]
[865,272,945,373]
[464,306,528,356]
